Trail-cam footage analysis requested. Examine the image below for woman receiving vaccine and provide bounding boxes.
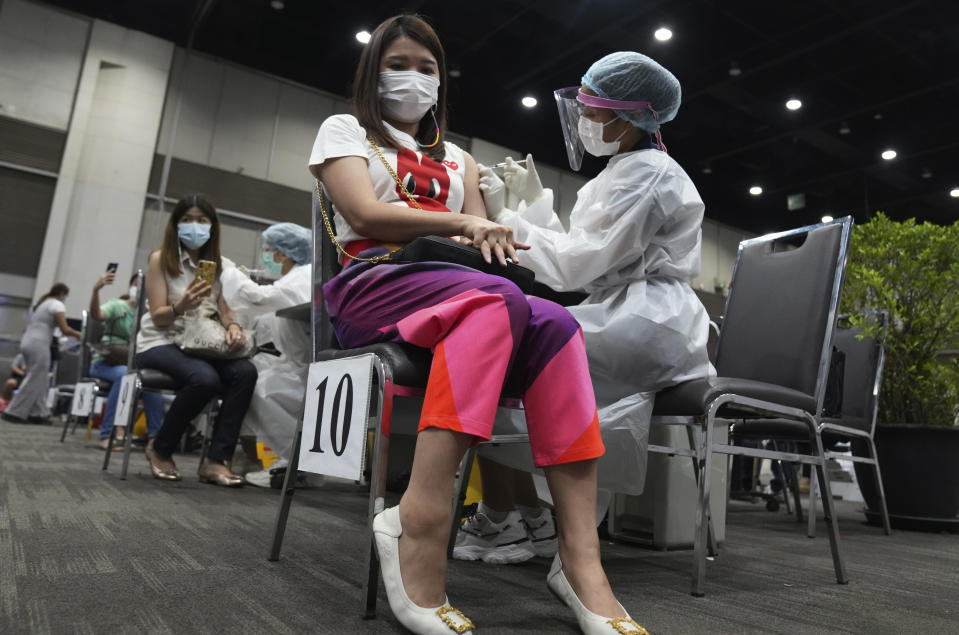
[309,14,641,635]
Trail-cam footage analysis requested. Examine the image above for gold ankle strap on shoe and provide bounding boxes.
[609,617,649,635]
[436,606,474,633]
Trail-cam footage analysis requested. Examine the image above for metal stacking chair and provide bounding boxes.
[809,311,891,536]
[735,311,892,537]
[268,187,528,620]
[647,217,854,596]
[60,310,111,442]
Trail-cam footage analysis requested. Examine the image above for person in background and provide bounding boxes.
[462,51,712,568]
[310,14,641,634]
[136,193,257,487]
[1,284,82,424]
[0,353,27,412]
[219,222,312,482]
[87,271,164,450]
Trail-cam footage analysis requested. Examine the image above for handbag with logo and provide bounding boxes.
[315,136,536,294]
[171,298,256,360]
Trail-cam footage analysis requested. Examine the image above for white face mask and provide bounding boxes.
[578,116,628,157]
[378,70,439,123]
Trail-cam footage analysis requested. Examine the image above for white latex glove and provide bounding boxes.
[478,164,507,221]
[504,153,544,205]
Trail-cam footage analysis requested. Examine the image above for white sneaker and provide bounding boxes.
[453,510,536,564]
[246,459,300,489]
[522,509,558,558]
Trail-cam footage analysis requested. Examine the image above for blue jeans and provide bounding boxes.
[135,344,257,462]
[89,360,163,439]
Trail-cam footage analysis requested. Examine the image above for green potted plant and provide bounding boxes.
[840,212,959,530]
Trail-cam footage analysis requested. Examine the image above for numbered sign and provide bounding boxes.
[298,355,375,480]
[70,382,98,416]
[113,373,138,428]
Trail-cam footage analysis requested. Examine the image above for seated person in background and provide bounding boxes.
[137,193,257,487]
[0,353,26,411]
[456,51,713,564]
[87,270,163,450]
[219,222,312,480]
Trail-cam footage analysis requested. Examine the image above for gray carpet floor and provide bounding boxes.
[2,419,958,634]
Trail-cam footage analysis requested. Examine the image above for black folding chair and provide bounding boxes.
[735,311,892,537]
[648,217,854,596]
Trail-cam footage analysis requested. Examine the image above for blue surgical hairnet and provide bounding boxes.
[262,222,312,264]
[582,51,681,133]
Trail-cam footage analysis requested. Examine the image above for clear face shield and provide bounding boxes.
[553,86,658,171]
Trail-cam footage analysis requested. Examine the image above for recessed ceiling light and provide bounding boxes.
[821,215,834,223]
[728,61,742,77]
[749,185,763,196]
[921,167,932,179]
[521,96,537,108]
[951,188,959,198]
[873,113,883,120]
[881,149,897,160]
[654,27,673,41]
[838,122,851,135]
[355,30,371,44]
[448,68,461,78]
[702,165,712,175]
[270,0,284,9]
[785,98,802,111]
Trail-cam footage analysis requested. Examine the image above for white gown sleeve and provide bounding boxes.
[220,266,307,316]
[499,155,673,291]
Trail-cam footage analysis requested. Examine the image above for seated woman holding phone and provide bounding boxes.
[136,193,257,486]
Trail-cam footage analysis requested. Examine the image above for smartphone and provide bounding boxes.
[106,262,118,273]
[194,259,216,295]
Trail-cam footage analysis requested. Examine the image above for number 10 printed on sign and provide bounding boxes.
[298,355,375,481]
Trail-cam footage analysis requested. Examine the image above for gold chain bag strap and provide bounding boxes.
[315,136,536,292]
[314,135,423,264]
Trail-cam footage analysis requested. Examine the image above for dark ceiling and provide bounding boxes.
[43,0,959,233]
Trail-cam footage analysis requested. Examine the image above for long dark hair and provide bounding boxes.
[352,14,449,163]
[34,283,69,310]
[157,193,222,279]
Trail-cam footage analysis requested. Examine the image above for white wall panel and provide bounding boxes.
[208,67,278,179]
[157,52,224,165]
[556,171,588,229]
[0,0,88,130]
[469,138,520,168]
[34,19,174,314]
[695,219,719,291]
[219,221,263,271]
[717,225,747,291]
[270,84,335,189]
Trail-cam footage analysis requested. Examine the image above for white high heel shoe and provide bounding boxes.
[373,506,475,634]
[546,554,648,635]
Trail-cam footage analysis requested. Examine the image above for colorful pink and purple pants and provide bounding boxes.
[323,260,603,467]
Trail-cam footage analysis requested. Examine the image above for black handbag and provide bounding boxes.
[89,342,130,366]
[388,236,535,293]
[315,136,536,294]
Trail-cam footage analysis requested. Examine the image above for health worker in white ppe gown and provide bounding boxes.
[220,222,312,475]
[478,51,714,500]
